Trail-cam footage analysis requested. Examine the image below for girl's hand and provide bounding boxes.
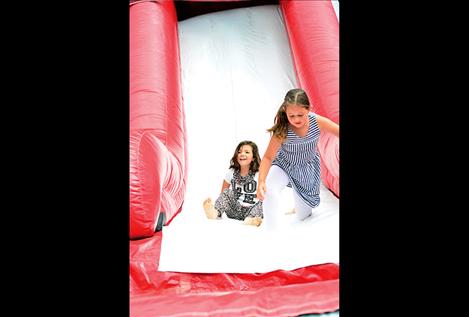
[257,181,266,201]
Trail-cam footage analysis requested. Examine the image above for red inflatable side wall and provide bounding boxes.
[281,0,340,197]
[129,0,187,239]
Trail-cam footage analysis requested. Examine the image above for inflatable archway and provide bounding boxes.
[130,0,339,315]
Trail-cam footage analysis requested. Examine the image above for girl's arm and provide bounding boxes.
[256,135,283,201]
[316,114,339,137]
[220,180,230,193]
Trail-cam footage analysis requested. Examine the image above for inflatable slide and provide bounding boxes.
[130,0,339,315]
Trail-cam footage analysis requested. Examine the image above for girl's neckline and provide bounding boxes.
[239,171,250,177]
[290,115,310,138]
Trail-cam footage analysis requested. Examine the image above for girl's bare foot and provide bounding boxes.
[243,216,262,227]
[285,208,296,215]
[203,198,219,219]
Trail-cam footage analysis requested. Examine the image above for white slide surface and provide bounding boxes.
[158,5,339,274]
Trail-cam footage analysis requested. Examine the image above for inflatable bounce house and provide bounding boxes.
[130,0,339,315]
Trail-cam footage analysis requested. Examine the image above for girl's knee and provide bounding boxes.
[264,182,284,197]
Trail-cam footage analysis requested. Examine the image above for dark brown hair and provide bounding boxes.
[267,88,310,139]
[229,140,261,173]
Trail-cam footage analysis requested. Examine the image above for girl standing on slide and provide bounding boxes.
[256,88,339,230]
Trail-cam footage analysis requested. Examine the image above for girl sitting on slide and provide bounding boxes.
[203,140,263,226]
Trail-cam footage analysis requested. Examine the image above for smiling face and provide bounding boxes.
[229,141,261,173]
[285,103,309,129]
[237,144,254,168]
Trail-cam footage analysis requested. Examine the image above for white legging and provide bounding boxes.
[262,165,313,231]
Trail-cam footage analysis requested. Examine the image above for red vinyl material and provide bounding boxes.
[130,232,339,316]
[281,0,340,197]
[129,0,339,315]
[129,0,188,239]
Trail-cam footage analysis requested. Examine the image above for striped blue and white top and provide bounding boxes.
[272,112,321,208]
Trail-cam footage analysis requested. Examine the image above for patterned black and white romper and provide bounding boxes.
[214,169,263,220]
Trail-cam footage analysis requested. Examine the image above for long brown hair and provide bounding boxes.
[229,140,261,173]
[267,88,310,139]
